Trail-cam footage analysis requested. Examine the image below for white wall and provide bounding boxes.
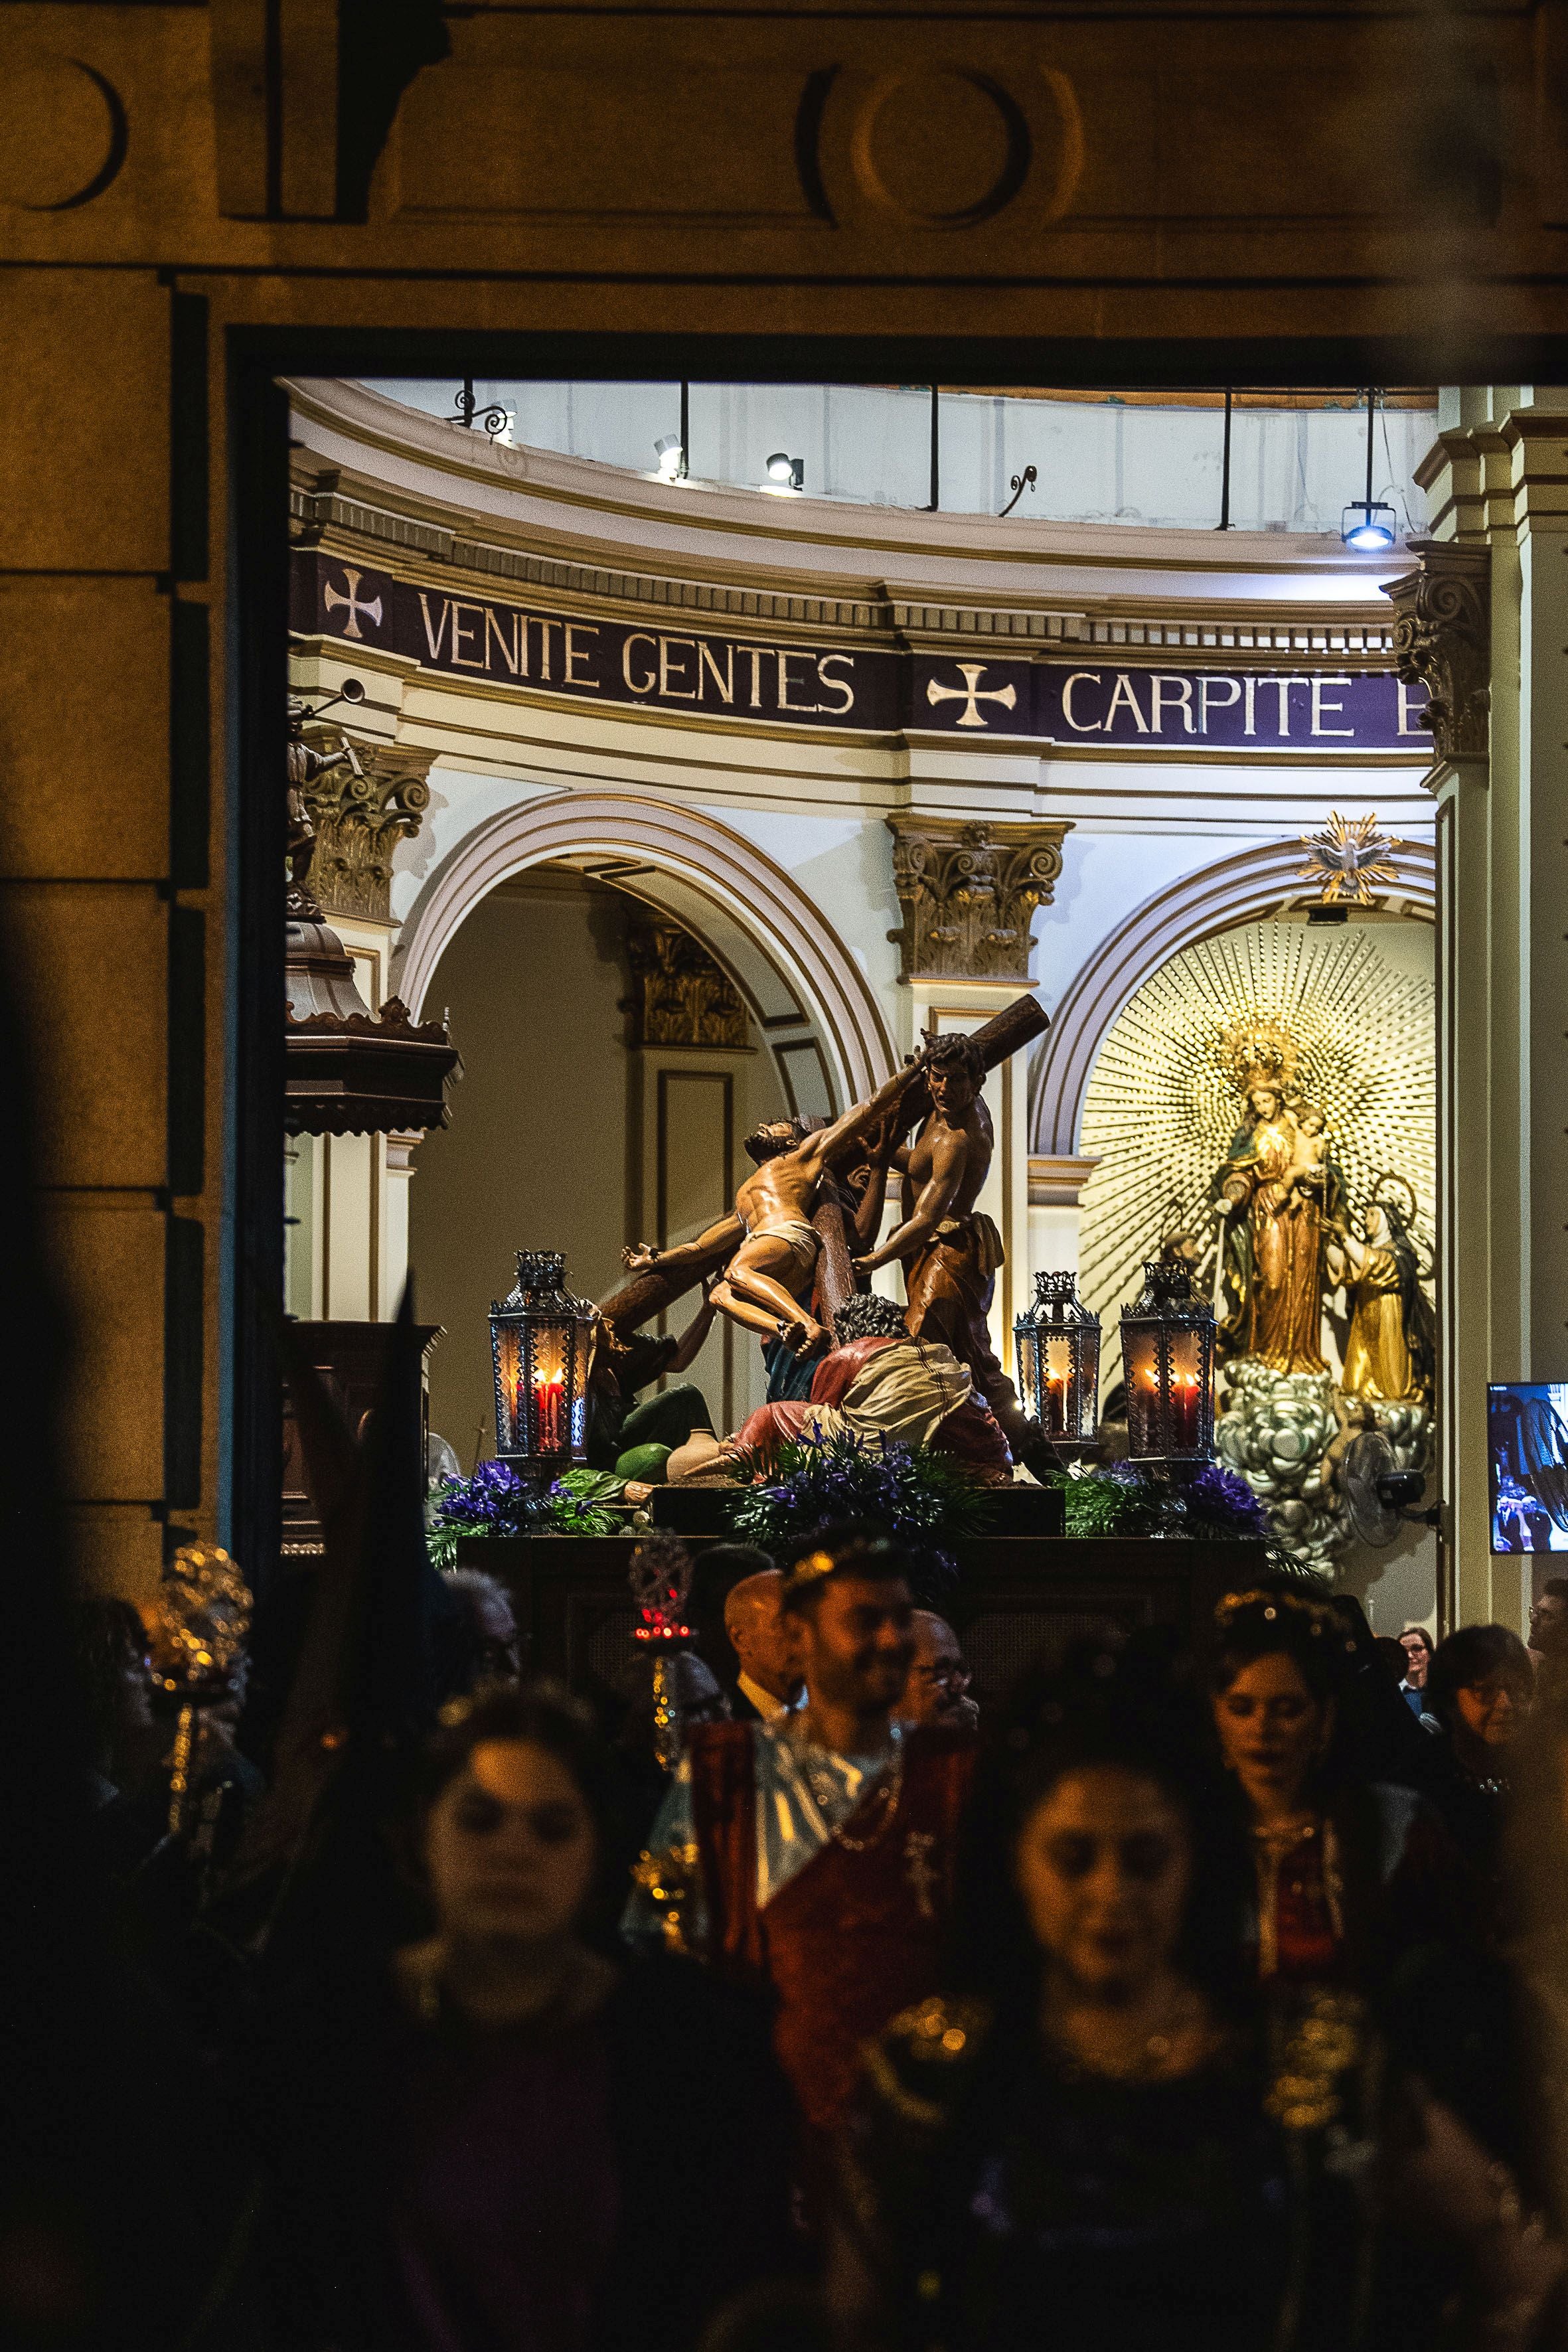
[364,378,1433,536]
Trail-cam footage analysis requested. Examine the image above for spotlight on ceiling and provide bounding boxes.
[1342,501,1397,552]
[765,451,805,491]
[655,434,685,480]
[1342,388,1397,552]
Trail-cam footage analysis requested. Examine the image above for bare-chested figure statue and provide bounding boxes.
[854,1030,1053,1472]
[623,1058,928,1358]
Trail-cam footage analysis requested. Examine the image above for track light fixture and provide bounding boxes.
[765,451,805,491]
[1342,388,1397,551]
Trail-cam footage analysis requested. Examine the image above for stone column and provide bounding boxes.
[1390,392,1568,1631]
[886,817,1071,1364]
[1385,537,1491,1630]
[292,736,439,1318]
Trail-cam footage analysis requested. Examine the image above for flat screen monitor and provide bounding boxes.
[1490,1382,1568,1553]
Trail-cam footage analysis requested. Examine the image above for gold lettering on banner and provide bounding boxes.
[418,593,451,661]
[449,602,483,668]
[700,642,735,704]
[623,633,657,694]
[1244,676,1258,736]
[817,653,855,714]
[536,619,561,682]
[659,637,697,698]
[484,607,520,674]
[1199,676,1241,732]
[776,649,818,713]
[1104,672,1150,733]
[564,623,600,689]
[746,647,769,710]
[1396,680,1428,737]
[1062,670,1103,731]
[1150,674,1195,734]
[1310,676,1353,738]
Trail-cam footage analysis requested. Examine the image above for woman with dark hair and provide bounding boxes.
[1420,1624,1533,1899]
[249,1682,791,2352]
[829,1651,1375,2352]
[1209,1590,1456,1986]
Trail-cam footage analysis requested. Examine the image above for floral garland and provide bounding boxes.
[730,1427,991,1570]
[428,1459,623,1569]
[1049,1458,1273,1544]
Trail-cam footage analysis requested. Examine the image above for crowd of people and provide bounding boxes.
[42,1531,1568,2352]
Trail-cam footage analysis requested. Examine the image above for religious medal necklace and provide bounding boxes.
[791,1716,905,1852]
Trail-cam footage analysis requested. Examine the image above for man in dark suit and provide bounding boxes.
[724,1570,801,1723]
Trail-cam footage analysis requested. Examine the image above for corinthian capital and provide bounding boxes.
[887,816,1072,984]
[1382,539,1491,767]
[300,738,437,920]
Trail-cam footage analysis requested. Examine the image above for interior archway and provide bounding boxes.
[395,789,898,1122]
[406,858,804,1468]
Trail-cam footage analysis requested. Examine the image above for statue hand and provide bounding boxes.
[622,1242,660,1273]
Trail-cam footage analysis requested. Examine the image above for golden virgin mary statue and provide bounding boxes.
[1211,1030,1340,1375]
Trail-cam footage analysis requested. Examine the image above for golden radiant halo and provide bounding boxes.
[1076,919,1435,1394]
[1296,810,1409,906]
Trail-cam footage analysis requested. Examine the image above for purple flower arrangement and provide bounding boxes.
[428,1460,622,1568]
[731,1428,990,1561]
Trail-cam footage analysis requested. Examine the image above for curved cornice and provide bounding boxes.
[287,377,1413,639]
[1030,839,1437,1157]
[395,789,898,1110]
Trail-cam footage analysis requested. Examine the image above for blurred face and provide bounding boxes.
[1250,1088,1282,1122]
[1453,1669,1531,1754]
[473,1592,521,1684]
[1399,1629,1431,1688]
[796,1575,915,1720]
[424,1739,596,1948]
[1014,1767,1191,1999]
[730,1581,799,1701]
[927,1061,977,1118]
[1212,1652,1330,1817]
[1530,1593,1568,1652]
[902,1612,971,1725]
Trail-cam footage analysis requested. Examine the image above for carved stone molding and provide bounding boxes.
[626,925,750,1050]
[1382,540,1492,769]
[301,737,436,920]
[888,817,1071,984]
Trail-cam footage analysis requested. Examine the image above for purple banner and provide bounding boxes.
[293,551,1430,753]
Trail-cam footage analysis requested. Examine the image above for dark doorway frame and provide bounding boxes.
[226,327,1527,1575]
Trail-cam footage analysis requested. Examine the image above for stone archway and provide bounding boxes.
[395,789,896,1117]
[1030,838,1437,1157]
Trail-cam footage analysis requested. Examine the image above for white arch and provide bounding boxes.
[394,789,898,1114]
[1030,838,1437,1156]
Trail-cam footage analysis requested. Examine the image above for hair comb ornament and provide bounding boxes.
[1215,1586,1335,1637]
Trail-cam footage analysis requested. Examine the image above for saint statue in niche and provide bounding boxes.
[1325,1186,1435,1405]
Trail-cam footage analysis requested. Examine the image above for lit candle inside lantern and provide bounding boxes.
[528,1373,566,1452]
[1174,1372,1200,1451]
[1045,1370,1068,1435]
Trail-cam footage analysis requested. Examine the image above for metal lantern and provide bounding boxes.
[1014,1270,1101,1448]
[1119,1261,1216,1466]
[489,1250,597,1482]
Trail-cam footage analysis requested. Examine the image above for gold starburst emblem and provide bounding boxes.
[1296,811,1407,905]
